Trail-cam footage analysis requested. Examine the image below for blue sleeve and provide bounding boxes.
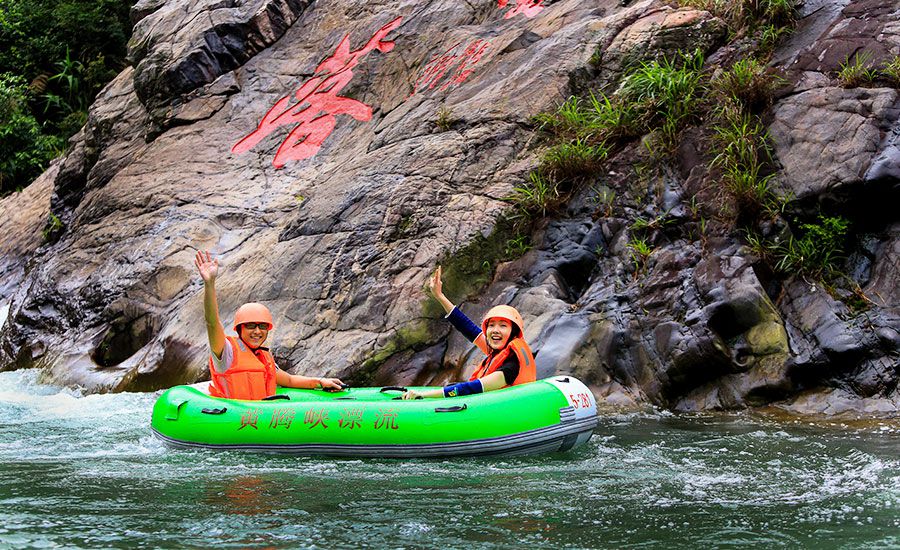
[443,379,484,397]
[446,306,482,343]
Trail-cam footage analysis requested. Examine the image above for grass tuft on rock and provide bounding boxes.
[711,57,783,113]
[837,52,877,88]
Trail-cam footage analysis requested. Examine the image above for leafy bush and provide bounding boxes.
[0,0,131,193]
[0,73,62,193]
[774,215,850,278]
[0,0,131,84]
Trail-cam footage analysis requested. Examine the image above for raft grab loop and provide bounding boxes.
[379,386,408,393]
[555,377,570,383]
[201,407,227,415]
[263,394,290,401]
[164,398,189,421]
[434,404,468,413]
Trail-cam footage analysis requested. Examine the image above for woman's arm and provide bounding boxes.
[402,371,507,399]
[195,250,226,358]
[478,371,507,391]
[401,388,444,399]
[276,369,345,390]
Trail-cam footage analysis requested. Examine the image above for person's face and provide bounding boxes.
[239,323,269,348]
[485,318,513,350]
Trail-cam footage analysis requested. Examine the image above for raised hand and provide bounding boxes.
[428,265,444,299]
[427,265,455,314]
[194,250,219,283]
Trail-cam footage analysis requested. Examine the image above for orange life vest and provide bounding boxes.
[469,337,536,387]
[208,336,277,400]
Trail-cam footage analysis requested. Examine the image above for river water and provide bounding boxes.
[1,369,897,549]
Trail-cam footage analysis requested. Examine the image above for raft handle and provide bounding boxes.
[556,377,570,383]
[379,386,408,393]
[434,404,468,413]
[262,394,290,401]
[201,407,227,415]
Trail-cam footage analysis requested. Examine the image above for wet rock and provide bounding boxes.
[778,387,900,417]
[128,0,312,123]
[0,165,56,301]
[596,3,726,89]
[768,87,900,201]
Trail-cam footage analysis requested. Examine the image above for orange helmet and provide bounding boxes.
[233,302,274,332]
[481,305,525,336]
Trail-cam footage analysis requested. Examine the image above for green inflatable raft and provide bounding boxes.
[151,376,598,457]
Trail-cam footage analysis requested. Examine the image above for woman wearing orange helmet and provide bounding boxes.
[403,266,536,399]
[195,250,345,400]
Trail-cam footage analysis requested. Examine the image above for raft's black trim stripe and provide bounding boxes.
[152,415,598,458]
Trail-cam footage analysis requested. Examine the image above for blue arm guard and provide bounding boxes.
[446,307,482,342]
[443,379,484,397]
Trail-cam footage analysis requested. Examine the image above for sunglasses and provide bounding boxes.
[241,323,270,330]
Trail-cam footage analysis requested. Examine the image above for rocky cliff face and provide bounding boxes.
[0,0,897,416]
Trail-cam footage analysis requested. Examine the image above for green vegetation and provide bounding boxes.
[508,0,862,296]
[0,0,132,195]
[678,0,795,31]
[505,235,532,257]
[536,49,706,165]
[511,171,559,219]
[773,215,849,278]
[759,24,790,54]
[711,58,783,113]
[541,139,608,181]
[0,73,62,192]
[837,52,877,88]
[435,105,453,131]
[880,55,900,86]
[628,237,654,276]
[710,101,778,224]
[427,215,524,318]
[41,211,63,241]
[618,49,706,152]
[748,214,850,281]
[590,185,615,217]
[348,320,434,386]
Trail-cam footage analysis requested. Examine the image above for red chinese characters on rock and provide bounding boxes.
[232,17,403,168]
[498,0,545,19]
[409,39,491,97]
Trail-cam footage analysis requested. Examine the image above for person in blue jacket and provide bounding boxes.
[403,266,536,399]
